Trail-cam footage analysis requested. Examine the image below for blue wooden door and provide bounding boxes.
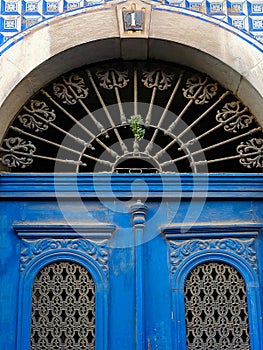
[111,199,263,350]
[1,175,263,350]
[1,57,263,350]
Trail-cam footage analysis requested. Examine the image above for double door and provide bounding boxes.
[20,201,257,350]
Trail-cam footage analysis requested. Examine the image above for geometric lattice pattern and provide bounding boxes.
[0,0,263,48]
[30,261,95,350]
[184,262,251,350]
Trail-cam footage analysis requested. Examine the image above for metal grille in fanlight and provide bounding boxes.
[184,262,250,350]
[1,61,263,173]
[30,261,95,350]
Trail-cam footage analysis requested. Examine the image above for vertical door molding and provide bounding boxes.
[131,200,148,350]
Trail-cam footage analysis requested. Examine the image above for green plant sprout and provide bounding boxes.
[128,114,145,140]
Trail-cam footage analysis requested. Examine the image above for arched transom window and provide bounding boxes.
[1,61,263,173]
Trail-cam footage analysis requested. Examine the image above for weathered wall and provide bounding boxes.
[1,0,263,47]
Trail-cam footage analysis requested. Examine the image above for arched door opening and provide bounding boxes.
[0,46,262,350]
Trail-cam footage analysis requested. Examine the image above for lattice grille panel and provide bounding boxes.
[184,262,250,350]
[30,261,95,350]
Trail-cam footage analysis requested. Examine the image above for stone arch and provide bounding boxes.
[0,1,263,147]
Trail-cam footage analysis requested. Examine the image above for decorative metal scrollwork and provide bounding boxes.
[0,137,36,168]
[53,74,89,105]
[237,138,263,168]
[30,261,95,350]
[183,75,218,104]
[96,65,129,89]
[184,262,251,350]
[1,61,263,173]
[216,101,254,133]
[18,100,56,132]
[142,67,174,90]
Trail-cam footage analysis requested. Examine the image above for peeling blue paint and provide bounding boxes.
[0,174,263,349]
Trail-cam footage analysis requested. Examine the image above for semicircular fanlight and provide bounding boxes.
[1,61,263,173]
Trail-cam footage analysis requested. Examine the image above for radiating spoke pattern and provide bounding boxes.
[1,61,262,173]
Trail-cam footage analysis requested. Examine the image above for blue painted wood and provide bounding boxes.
[0,174,263,350]
[13,223,116,239]
[108,245,136,350]
[1,173,263,198]
[131,201,148,350]
[166,221,263,350]
[13,223,114,350]
[143,235,173,350]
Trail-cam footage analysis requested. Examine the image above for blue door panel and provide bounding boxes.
[108,247,136,350]
[1,174,263,350]
[144,235,173,350]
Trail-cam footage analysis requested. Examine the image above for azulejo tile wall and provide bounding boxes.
[0,0,263,47]
[164,0,263,42]
[0,0,106,46]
